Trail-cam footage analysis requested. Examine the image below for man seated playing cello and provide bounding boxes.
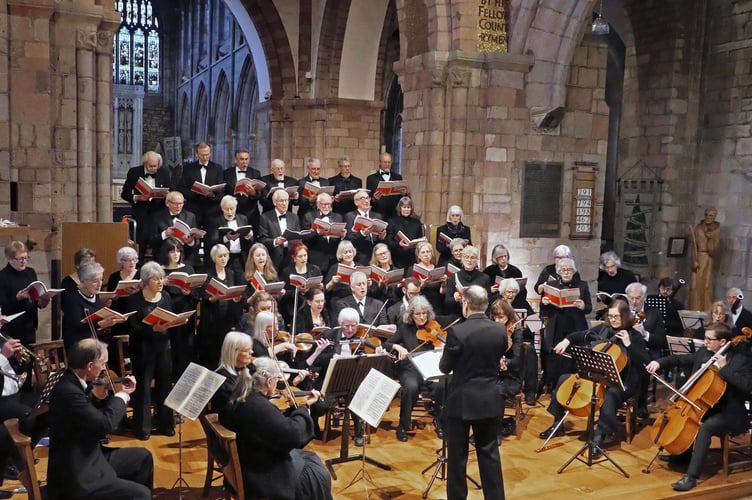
[646,321,752,492]
[539,300,650,457]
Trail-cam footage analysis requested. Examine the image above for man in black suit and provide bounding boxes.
[120,151,171,259]
[333,271,387,324]
[257,189,301,270]
[646,322,752,492]
[223,148,262,230]
[301,192,343,277]
[344,190,386,266]
[205,195,254,276]
[47,338,152,499]
[259,158,299,213]
[727,287,752,332]
[296,157,330,221]
[328,155,362,216]
[365,152,406,220]
[440,285,506,500]
[178,142,224,227]
[149,191,200,266]
[386,278,421,326]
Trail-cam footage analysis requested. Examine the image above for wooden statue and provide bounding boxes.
[689,207,720,312]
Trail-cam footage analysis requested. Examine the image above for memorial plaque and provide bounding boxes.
[520,162,562,238]
[477,0,509,53]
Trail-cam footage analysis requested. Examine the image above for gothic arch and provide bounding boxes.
[178,91,191,151]
[316,0,351,98]
[212,71,232,166]
[194,83,209,144]
[235,56,258,150]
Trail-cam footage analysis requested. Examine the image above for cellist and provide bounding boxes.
[645,322,752,492]
[539,300,650,457]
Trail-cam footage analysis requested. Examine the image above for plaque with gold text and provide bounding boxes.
[477,0,509,53]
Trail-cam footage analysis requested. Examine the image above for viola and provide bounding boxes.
[275,331,333,352]
[416,320,446,348]
[276,360,318,380]
[269,386,313,411]
[341,337,382,354]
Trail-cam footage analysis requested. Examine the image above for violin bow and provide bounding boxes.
[83,307,117,391]
[351,299,389,356]
[408,317,460,355]
[269,299,300,408]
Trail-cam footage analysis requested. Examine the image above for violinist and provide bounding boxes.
[223,357,332,500]
[489,300,527,407]
[250,311,299,369]
[382,296,442,442]
[540,300,650,459]
[646,322,752,491]
[646,277,685,338]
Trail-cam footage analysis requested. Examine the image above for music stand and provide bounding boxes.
[408,350,481,498]
[557,346,629,478]
[321,354,393,479]
[678,310,707,330]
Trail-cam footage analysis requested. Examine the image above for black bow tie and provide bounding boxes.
[144,173,155,179]
[380,170,390,177]
[278,214,285,221]
[237,169,246,174]
[310,177,319,182]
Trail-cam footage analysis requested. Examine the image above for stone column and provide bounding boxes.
[76,29,96,222]
[96,24,118,222]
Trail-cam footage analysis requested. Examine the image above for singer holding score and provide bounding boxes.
[539,300,650,456]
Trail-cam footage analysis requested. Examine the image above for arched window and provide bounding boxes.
[113,0,160,92]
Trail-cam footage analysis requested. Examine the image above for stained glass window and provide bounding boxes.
[113,0,160,92]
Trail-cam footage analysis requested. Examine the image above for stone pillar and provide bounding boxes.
[76,29,96,222]
[96,22,119,221]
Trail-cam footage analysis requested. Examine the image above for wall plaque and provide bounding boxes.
[477,0,509,53]
[520,162,562,238]
[570,163,598,240]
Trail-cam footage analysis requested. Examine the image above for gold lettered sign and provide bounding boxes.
[477,0,509,53]
[570,162,598,240]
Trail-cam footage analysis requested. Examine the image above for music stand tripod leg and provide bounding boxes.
[170,413,191,497]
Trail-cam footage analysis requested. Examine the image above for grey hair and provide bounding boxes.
[139,261,165,284]
[599,251,621,269]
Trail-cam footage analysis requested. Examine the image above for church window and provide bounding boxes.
[113,0,160,92]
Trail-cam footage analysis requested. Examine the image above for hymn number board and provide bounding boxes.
[570,164,597,240]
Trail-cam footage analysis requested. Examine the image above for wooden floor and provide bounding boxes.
[10,392,752,499]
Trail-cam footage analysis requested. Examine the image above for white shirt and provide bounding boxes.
[0,355,19,396]
[223,218,241,254]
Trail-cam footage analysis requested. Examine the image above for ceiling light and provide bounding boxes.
[592,0,610,35]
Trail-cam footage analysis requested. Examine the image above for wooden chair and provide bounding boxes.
[113,334,131,376]
[4,418,44,500]
[722,429,752,479]
[30,340,66,390]
[200,409,225,497]
[617,396,639,444]
[204,413,245,500]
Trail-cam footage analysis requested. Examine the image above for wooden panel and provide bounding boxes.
[61,223,130,278]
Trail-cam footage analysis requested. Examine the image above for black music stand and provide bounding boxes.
[408,350,481,498]
[557,346,629,477]
[321,354,392,479]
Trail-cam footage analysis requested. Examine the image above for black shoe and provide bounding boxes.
[159,427,176,437]
[353,434,364,447]
[539,424,565,439]
[433,417,444,439]
[590,433,604,459]
[659,454,673,462]
[396,426,408,442]
[136,432,150,441]
[469,434,475,446]
[525,394,537,406]
[0,491,12,499]
[3,464,19,481]
[672,475,697,491]
[637,405,650,419]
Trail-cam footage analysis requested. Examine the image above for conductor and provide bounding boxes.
[439,285,507,500]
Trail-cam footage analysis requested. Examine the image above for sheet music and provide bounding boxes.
[666,335,704,355]
[408,350,450,381]
[678,310,707,330]
[164,362,226,420]
[348,368,400,428]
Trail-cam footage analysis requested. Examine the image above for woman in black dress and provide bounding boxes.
[435,205,472,266]
[279,241,323,327]
[105,246,140,292]
[386,196,424,270]
[444,245,490,319]
[294,288,332,335]
[60,247,96,293]
[368,243,400,306]
[406,241,447,314]
[323,240,358,314]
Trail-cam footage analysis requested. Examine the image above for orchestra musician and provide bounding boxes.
[223,357,332,500]
[646,322,752,491]
[646,277,685,338]
[596,251,637,295]
[210,331,253,421]
[539,300,650,458]
[386,277,422,326]
[726,287,752,332]
[690,300,733,340]
[490,299,537,408]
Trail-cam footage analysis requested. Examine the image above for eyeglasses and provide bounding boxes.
[12,256,29,262]
[704,336,718,342]
[607,314,621,319]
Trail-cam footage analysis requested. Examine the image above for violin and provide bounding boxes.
[276,360,318,380]
[269,386,313,411]
[633,311,646,325]
[274,331,333,352]
[341,337,383,354]
[416,320,446,348]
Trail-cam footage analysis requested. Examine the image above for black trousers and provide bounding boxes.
[79,447,153,500]
[446,416,505,500]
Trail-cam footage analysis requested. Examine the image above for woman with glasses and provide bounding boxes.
[484,244,531,311]
[223,357,332,500]
[105,246,140,293]
[406,241,447,314]
[368,243,400,307]
[444,245,490,320]
[435,206,472,267]
[538,257,592,390]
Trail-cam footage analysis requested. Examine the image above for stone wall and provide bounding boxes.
[142,103,174,154]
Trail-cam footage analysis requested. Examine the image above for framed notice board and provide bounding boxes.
[520,162,562,238]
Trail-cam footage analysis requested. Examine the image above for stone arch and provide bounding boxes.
[178,91,191,154]
[316,0,351,98]
[235,56,258,151]
[194,83,209,145]
[212,71,232,166]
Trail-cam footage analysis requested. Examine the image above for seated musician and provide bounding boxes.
[382,296,442,442]
[646,322,752,492]
[386,278,421,326]
[646,277,685,338]
[210,331,254,419]
[496,280,538,404]
[539,300,650,457]
[691,300,733,340]
[223,357,333,500]
[489,299,533,411]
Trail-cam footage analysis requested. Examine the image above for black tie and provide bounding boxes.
[279,215,285,221]
[358,301,365,315]
[144,173,155,179]
[380,170,390,178]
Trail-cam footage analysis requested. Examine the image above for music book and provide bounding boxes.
[596,291,628,304]
[311,218,347,238]
[348,368,401,429]
[142,307,196,327]
[374,180,408,197]
[171,218,207,243]
[412,264,446,284]
[454,275,466,298]
[267,186,299,198]
[22,281,64,301]
[352,215,388,233]
[356,323,396,339]
[1,311,25,323]
[281,228,313,241]
[218,225,254,239]
[678,310,707,330]
[446,263,460,277]
[542,283,580,308]
[371,266,404,286]
[164,272,208,293]
[190,181,226,197]
[251,271,285,296]
[206,277,247,300]
[134,177,169,199]
[395,230,427,248]
[335,263,371,284]
[113,279,142,297]
[81,307,136,324]
[164,362,226,420]
[409,350,450,381]
[233,177,266,196]
[289,274,323,292]
[333,188,367,201]
[494,276,528,288]
[302,182,335,199]
[437,231,452,246]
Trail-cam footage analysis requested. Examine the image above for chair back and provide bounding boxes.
[4,418,43,500]
[30,340,66,390]
[205,413,245,500]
